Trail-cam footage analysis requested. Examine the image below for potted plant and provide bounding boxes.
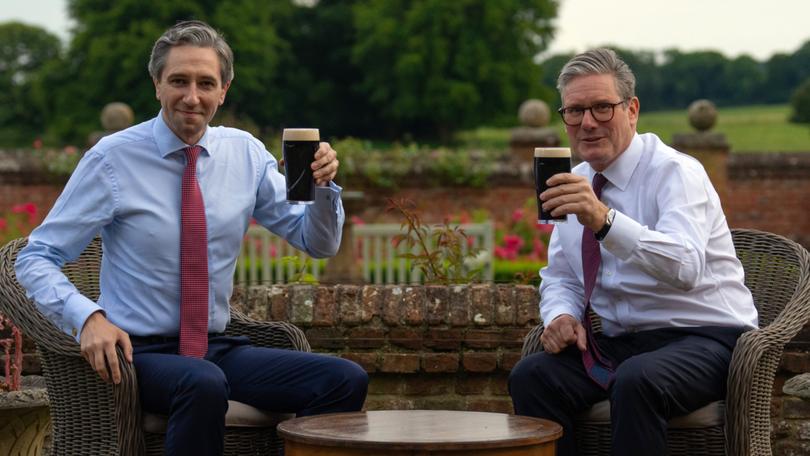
[0,315,50,455]
[0,202,51,455]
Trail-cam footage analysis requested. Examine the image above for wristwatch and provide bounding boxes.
[594,208,616,241]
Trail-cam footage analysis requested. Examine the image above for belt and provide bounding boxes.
[129,332,226,346]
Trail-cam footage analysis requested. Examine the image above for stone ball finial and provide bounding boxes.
[518,99,551,128]
[688,99,718,132]
[100,102,134,131]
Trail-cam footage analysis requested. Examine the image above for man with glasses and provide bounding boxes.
[509,48,757,455]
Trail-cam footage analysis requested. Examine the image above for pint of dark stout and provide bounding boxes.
[534,147,572,224]
[282,128,320,204]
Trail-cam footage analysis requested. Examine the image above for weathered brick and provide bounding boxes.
[425,286,449,325]
[403,376,454,395]
[312,286,336,326]
[500,352,522,371]
[501,328,529,349]
[515,285,540,325]
[456,375,491,395]
[413,397,466,411]
[239,286,268,320]
[495,285,516,325]
[402,287,427,325]
[364,397,415,411]
[424,328,463,351]
[469,284,494,326]
[361,285,383,322]
[267,286,289,321]
[462,352,498,373]
[305,327,344,350]
[489,374,510,395]
[782,352,810,374]
[390,328,423,350]
[347,327,387,349]
[288,285,315,325]
[467,398,514,414]
[337,285,363,325]
[422,353,459,373]
[341,352,379,373]
[380,354,421,373]
[367,376,407,395]
[465,329,501,349]
[382,286,405,326]
[783,397,810,419]
[448,285,471,326]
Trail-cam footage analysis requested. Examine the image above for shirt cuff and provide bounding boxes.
[601,210,643,260]
[313,181,343,208]
[64,293,103,342]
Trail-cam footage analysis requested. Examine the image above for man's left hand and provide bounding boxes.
[312,142,339,186]
[540,173,609,232]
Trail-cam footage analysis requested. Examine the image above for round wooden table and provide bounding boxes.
[277,410,562,455]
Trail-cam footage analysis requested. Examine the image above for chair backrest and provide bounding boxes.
[731,229,809,327]
[0,237,103,350]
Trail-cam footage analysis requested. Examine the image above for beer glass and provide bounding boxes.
[282,128,320,204]
[534,147,572,224]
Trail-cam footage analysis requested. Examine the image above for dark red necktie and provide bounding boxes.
[581,173,614,389]
[179,146,209,358]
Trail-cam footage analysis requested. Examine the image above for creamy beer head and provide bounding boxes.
[282,128,320,142]
[534,147,571,158]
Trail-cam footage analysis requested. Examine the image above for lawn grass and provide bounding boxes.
[457,104,810,153]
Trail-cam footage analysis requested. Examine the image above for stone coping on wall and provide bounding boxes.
[728,152,810,180]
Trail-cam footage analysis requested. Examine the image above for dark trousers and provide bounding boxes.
[132,335,369,456]
[508,326,744,456]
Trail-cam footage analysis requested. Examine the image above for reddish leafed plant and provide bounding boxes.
[0,314,23,392]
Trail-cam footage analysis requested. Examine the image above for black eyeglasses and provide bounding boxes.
[557,100,628,126]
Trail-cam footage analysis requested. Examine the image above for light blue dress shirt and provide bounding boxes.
[540,133,758,336]
[15,112,344,340]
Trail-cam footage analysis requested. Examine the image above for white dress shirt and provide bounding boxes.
[540,133,758,336]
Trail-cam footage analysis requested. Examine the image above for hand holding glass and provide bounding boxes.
[534,147,572,224]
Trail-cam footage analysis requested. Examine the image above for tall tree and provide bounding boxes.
[351,0,558,139]
[0,22,62,146]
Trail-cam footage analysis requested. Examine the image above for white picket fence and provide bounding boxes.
[236,222,494,285]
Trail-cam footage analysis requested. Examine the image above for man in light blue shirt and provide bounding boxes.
[15,20,367,456]
[508,49,757,455]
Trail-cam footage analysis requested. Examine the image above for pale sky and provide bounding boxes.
[2,0,809,61]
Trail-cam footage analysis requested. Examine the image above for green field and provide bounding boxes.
[458,104,810,153]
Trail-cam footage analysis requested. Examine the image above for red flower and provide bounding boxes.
[511,209,524,223]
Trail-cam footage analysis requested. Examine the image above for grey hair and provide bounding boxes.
[557,48,635,101]
[148,20,234,85]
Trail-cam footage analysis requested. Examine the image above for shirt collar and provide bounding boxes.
[592,133,642,192]
[152,110,213,158]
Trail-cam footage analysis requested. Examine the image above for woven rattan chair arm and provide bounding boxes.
[227,308,311,352]
[520,323,546,358]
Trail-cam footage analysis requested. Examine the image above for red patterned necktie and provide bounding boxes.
[581,173,614,389]
[179,145,209,358]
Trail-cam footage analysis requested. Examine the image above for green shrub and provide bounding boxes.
[790,78,810,123]
[493,260,545,286]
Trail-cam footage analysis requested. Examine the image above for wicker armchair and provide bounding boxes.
[520,228,810,456]
[0,237,311,455]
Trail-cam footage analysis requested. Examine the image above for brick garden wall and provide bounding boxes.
[230,284,539,413]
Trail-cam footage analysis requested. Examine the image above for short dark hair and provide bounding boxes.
[148,20,234,85]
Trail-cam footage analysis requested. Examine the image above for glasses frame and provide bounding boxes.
[557,99,628,126]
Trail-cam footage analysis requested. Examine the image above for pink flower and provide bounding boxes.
[63,145,78,155]
[350,215,365,226]
[533,239,547,258]
[511,209,524,223]
[11,203,36,215]
[535,222,555,234]
[0,218,6,231]
[503,234,524,250]
[33,138,43,149]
